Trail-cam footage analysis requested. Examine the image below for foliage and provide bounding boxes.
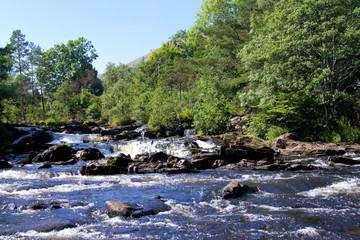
[1,0,360,143]
[193,78,230,134]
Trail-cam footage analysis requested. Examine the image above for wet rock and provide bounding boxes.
[218,145,275,164]
[175,159,195,169]
[16,158,33,165]
[38,162,52,169]
[265,163,319,171]
[106,201,138,217]
[267,163,291,171]
[191,152,219,169]
[106,198,169,218]
[61,123,92,134]
[148,152,168,163]
[134,153,149,162]
[12,130,52,153]
[327,156,360,166]
[271,133,360,156]
[29,201,62,210]
[115,130,140,141]
[32,144,73,163]
[0,159,12,169]
[191,157,217,170]
[106,153,133,167]
[75,147,104,161]
[80,162,127,175]
[34,219,76,232]
[285,164,319,171]
[222,180,259,199]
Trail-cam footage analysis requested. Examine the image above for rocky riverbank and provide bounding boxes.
[2,123,360,174]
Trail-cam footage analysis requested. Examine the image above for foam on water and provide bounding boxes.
[116,139,191,158]
[160,199,197,218]
[195,139,217,150]
[299,178,360,197]
[295,227,320,237]
[0,170,54,180]
[1,181,116,196]
[50,132,101,144]
[241,173,299,182]
[17,224,113,240]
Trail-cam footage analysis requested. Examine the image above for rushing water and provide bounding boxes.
[1,130,360,239]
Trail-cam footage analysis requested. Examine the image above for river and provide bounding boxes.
[1,129,360,239]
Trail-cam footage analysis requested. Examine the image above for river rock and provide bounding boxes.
[32,144,73,163]
[34,218,76,232]
[220,145,275,163]
[80,162,128,175]
[12,130,52,153]
[106,201,138,217]
[148,152,168,163]
[38,162,52,169]
[106,198,169,218]
[75,147,104,161]
[271,133,360,156]
[191,152,220,169]
[0,159,12,169]
[106,153,133,167]
[221,180,259,199]
[327,156,360,166]
[115,130,140,141]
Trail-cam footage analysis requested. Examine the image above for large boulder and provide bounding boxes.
[75,147,104,161]
[32,145,73,163]
[221,180,259,199]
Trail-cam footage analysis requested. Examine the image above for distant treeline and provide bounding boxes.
[1,0,359,143]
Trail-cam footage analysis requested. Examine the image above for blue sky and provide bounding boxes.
[0,0,203,74]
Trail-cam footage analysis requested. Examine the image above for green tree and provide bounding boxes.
[240,0,360,140]
[10,30,31,121]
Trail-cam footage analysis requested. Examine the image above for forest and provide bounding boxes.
[1,0,359,144]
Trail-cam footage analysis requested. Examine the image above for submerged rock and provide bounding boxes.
[34,219,76,232]
[221,180,259,199]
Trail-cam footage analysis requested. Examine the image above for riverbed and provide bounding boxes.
[1,130,360,239]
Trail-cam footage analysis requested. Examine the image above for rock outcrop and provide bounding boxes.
[271,133,360,156]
